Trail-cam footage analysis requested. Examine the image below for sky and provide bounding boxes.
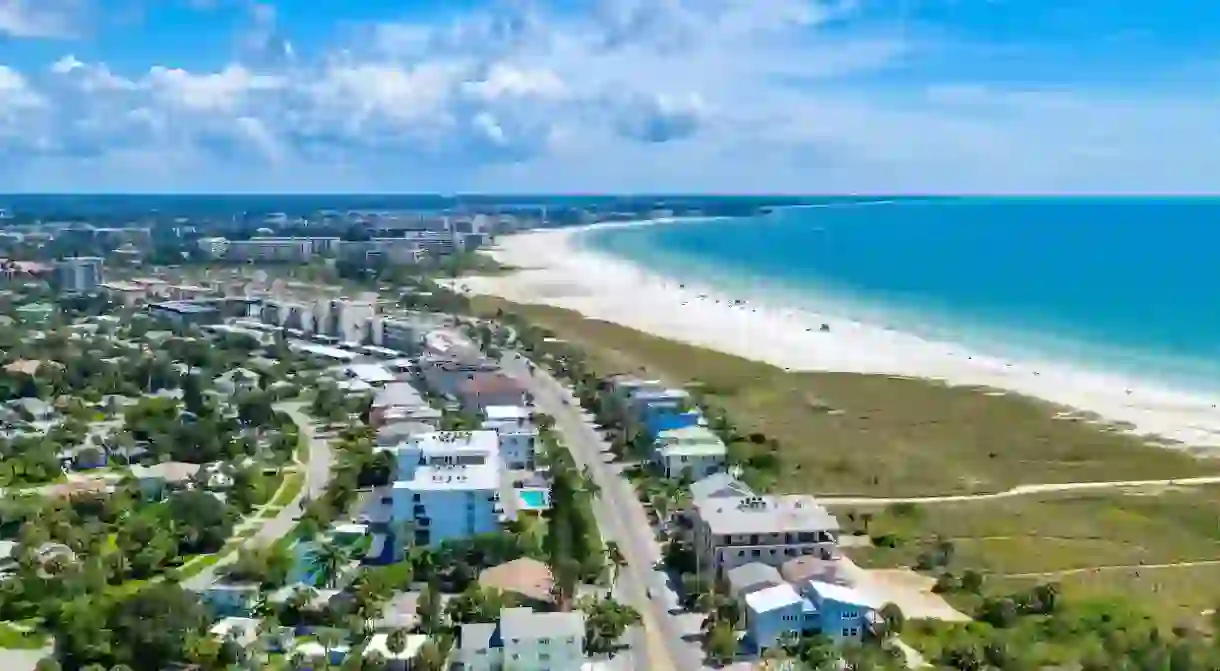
[0,0,1218,194]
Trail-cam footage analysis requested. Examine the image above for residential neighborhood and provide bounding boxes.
[0,254,1134,671]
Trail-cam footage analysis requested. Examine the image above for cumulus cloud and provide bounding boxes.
[0,0,82,38]
[0,0,1218,192]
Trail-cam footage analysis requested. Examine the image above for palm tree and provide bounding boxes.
[579,465,601,498]
[604,541,627,589]
[384,628,408,661]
[312,539,349,588]
[650,493,674,528]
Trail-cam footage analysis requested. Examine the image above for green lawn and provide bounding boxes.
[0,622,47,649]
[267,472,305,508]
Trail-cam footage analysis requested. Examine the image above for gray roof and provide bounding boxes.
[499,607,584,641]
[690,472,754,501]
[694,495,839,536]
[372,382,426,409]
[458,622,499,651]
[725,562,783,596]
[375,420,435,446]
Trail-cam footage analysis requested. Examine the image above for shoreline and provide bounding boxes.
[460,222,1220,451]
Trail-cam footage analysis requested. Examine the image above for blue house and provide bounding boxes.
[744,580,878,650]
[802,580,878,642]
[744,583,811,650]
[640,400,704,439]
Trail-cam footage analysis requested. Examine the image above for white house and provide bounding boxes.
[482,405,538,471]
[653,426,727,479]
[456,607,586,671]
[391,431,503,547]
[363,632,430,670]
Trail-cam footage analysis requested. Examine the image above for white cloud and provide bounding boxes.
[463,64,566,101]
[146,64,281,112]
[0,0,81,38]
[1,0,1218,192]
[0,65,43,109]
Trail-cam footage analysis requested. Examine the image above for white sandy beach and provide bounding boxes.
[455,222,1220,452]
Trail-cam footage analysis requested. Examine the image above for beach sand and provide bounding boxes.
[454,222,1220,451]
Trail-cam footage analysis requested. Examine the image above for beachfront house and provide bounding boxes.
[745,583,813,650]
[691,494,840,578]
[743,580,878,650]
[802,580,878,642]
[653,425,727,479]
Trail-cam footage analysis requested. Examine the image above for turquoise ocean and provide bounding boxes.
[581,198,1220,392]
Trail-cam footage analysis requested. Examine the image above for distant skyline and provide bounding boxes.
[2,0,1219,194]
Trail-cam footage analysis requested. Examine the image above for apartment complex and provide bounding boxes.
[691,494,840,577]
[55,256,104,293]
[391,431,503,547]
[252,296,376,345]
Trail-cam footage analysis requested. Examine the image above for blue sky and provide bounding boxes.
[1,0,1217,193]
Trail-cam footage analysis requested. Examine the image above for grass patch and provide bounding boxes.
[478,298,1220,497]
[0,622,47,649]
[268,471,305,509]
[845,486,1220,574]
[840,486,1220,625]
[994,564,1220,628]
[260,505,285,519]
[296,430,310,463]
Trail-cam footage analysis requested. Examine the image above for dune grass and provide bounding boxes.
[478,298,1220,497]
[843,485,1220,575]
[476,297,1220,623]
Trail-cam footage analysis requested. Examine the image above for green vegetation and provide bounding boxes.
[267,471,304,509]
[479,296,1220,662]
[905,585,1220,671]
[0,621,47,649]
[476,298,1220,497]
[842,486,1220,626]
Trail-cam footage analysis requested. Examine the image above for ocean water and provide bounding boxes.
[583,197,1220,391]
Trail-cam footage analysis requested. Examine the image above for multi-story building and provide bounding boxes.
[338,238,428,265]
[456,607,586,671]
[196,236,230,259]
[391,431,503,547]
[481,405,538,471]
[653,425,726,479]
[691,494,840,578]
[226,238,314,263]
[55,257,103,293]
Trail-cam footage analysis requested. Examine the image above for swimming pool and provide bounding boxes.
[517,489,549,510]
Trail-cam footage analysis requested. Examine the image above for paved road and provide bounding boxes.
[501,354,707,671]
[184,402,333,590]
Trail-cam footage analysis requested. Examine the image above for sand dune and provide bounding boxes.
[455,223,1220,451]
